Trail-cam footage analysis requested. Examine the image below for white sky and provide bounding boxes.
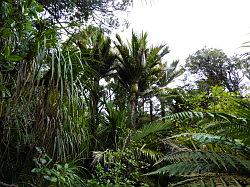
[118,0,250,64]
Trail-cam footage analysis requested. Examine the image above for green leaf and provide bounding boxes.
[43,176,58,183]
[25,21,33,31]
[31,168,41,173]
[3,0,12,3]
[49,177,58,182]
[4,46,10,57]
[0,85,11,97]
[7,55,23,62]
[36,5,44,12]
[56,164,62,170]
[64,163,69,169]
[39,158,47,165]
[1,28,12,37]
[3,62,15,71]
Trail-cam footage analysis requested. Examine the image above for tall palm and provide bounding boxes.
[115,31,169,128]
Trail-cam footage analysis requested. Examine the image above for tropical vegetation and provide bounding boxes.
[0,0,249,186]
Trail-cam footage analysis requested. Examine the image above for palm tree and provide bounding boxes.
[115,31,169,128]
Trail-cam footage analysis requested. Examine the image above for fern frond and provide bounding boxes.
[170,174,250,187]
[205,118,250,145]
[165,111,206,121]
[135,145,163,161]
[166,111,250,145]
[91,150,108,166]
[132,122,171,143]
[169,133,250,153]
[146,161,212,176]
[148,151,250,176]
[165,111,248,125]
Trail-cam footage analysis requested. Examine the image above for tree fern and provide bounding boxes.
[132,121,171,143]
[151,108,250,186]
[170,174,250,187]
[168,133,250,153]
[165,110,250,145]
[135,146,163,162]
[147,151,250,176]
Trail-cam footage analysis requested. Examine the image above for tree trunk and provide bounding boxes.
[142,97,145,113]
[90,94,98,133]
[90,78,100,140]
[130,82,138,128]
[160,97,166,121]
[150,99,153,122]
[130,92,137,128]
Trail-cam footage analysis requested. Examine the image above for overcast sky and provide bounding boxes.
[118,0,250,64]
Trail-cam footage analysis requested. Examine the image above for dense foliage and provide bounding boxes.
[0,0,249,186]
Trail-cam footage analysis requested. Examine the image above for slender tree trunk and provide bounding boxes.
[150,99,153,122]
[142,97,145,113]
[130,82,138,128]
[130,93,137,128]
[160,97,166,121]
[90,95,98,132]
[90,78,100,140]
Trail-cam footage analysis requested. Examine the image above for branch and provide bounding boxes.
[43,6,75,37]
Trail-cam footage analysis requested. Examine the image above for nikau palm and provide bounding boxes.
[115,31,169,128]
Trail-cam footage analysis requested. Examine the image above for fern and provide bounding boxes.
[204,118,250,145]
[132,121,171,143]
[165,111,250,145]
[148,151,250,176]
[169,133,250,153]
[153,104,250,186]
[164,111,205,121]
[147,162,212,176]
[135,145,163,162]
[170,174,250,187]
